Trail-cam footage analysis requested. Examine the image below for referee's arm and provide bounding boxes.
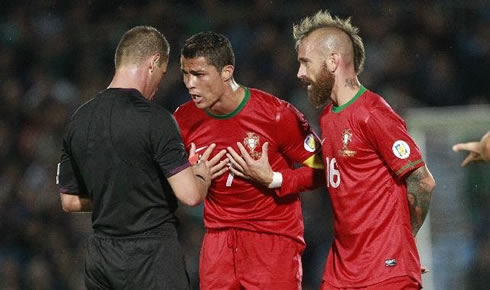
[60,193,93,212]
[168,167,208,207]
[168,144,226,207]
[57,151,92,212]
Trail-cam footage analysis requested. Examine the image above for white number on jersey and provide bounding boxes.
[226,172,234,187]
[325,157,341,188]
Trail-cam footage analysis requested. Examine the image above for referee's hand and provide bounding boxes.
[190,143,228,182]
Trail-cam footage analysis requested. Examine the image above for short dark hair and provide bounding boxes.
[181,31,235,72]
[115,26,169,69]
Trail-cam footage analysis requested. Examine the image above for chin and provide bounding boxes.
[194,102,207,110]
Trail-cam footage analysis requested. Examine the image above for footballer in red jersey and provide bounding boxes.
[174,31,324,290]
[294,10,436,289]
[319,86,426,287]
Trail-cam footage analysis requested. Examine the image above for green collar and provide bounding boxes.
[205,86,250,119]
[332,85,366,113]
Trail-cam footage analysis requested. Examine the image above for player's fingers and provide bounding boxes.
[452,144,463,152]
[200,143,216,161]
[226,153,245,172]
[208,149,227,167]
[211,165,229,179]
[453,142,478,152]
[189,143,196,155]
[211,158,229,174]
[227,147,247,169]
[461,153,476,167]
[228,165,248,179]
[236,142,254,164]
[260,142,269,162]
[188,143,199,165]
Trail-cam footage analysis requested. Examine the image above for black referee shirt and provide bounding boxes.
[58,88,190,236]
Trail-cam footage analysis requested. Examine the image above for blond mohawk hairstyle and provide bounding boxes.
[293,10,365,74]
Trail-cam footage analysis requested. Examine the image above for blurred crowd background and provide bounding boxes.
[0,0,489,289]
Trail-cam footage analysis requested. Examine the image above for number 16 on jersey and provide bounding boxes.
[325,157,341,188]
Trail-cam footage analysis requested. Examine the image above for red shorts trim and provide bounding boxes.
[320,275,421,290]
[199,228,304,290]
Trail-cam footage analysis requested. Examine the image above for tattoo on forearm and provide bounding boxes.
[344,78,359,90]
[406,167,433,236]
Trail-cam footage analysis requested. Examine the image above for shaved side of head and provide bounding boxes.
[293,10,365,74]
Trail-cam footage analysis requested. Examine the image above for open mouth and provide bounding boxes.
[191,94,202,103]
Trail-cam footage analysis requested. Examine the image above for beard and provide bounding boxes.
[302,68,335,108]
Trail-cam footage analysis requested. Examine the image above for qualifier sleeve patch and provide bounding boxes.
[304,133,317,152]
[392,140,410,159]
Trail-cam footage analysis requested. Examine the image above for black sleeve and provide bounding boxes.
[151,108,190,178]
[57,123,88,196]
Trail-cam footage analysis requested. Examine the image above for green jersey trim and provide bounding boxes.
[332,85,366,113]
[206,86,250,119]
[396,159,424,176]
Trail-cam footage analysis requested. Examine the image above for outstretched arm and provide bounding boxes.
[452,131,490,167]
[406,165,436,236]
[169,144,227,207]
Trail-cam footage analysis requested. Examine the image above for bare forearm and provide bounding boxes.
[60,193,93,212]
[406,165,435,236]
[194,173,210,201]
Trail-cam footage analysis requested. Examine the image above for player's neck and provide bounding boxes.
[332,76,360,107]
[208,79,244,115]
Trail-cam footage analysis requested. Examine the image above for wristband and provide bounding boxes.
[267,172,283,188]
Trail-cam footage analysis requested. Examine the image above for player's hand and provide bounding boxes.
[452,141,483,167]
[421,265,430,274]
[189,143,228,180]
[226,142,273,186]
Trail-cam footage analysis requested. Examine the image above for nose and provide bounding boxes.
[183,74,194,89]
[297,64,305,79]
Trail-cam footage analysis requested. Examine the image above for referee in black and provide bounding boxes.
[56,26,228,289]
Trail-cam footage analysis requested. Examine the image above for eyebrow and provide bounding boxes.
[181,68,206,74]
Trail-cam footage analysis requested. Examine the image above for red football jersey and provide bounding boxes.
[319,86,424,287]
[174,87,320,245]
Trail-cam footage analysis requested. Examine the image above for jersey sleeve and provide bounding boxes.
[364,105,425,179]
[274,102,324,197]
[151,108,191,178]
[274,166,325,197]
[57,125,88,196]
[276,102,322,163]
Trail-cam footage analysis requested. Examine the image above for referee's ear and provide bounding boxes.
[221,65,234,82]
[149,53,161,72]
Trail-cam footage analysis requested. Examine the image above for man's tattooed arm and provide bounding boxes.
[406,165,436,236]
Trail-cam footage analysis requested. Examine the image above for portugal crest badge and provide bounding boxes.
[339,128,357,157]
[243,132,262,159]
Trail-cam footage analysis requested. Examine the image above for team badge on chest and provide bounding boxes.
[339,128,357,157]
[243,132,262,159]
